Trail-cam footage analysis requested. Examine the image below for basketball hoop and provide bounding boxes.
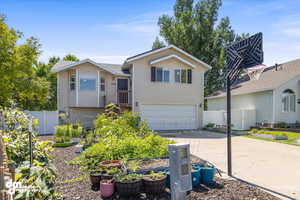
[243,64,268,80]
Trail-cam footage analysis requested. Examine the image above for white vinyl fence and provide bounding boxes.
[203,109,256,130]
[25,111,58,135]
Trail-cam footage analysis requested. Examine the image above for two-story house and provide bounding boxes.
[51,45,211,129]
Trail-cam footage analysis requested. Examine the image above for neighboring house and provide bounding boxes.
[51,45,211,129]
[206,58,300,127]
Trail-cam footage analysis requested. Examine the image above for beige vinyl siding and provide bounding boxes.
[57,62,118,110]
[130,48,206,128]
[57,71,69,111]
[207,91,274,123]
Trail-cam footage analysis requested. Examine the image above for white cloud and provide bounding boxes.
[106,19,158,35]
[96,11,171,36]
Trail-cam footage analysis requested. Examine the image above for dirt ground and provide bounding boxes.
[48,139,280,200]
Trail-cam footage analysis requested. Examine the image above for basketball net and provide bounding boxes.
[243,64,268,80]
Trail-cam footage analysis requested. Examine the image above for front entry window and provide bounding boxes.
[100,77,105,92]
[282,89,296,112]
[80,75,97,91]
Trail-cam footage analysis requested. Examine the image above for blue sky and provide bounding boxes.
[1,0,300,66]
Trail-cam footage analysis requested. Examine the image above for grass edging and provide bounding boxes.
[53,142,76,147]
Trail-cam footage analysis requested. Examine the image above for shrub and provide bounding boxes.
[276,122,287,128]
[54,123,83,143]
[206,123,215,128]
[73,134,174,171]
[72,111,175,171]
[93,111,146,138]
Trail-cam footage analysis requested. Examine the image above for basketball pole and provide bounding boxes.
[226,76,232,176]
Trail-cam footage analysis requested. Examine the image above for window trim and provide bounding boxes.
[100,77,105,92]
[282,89,296,113]
[152,67,170,82]
[175,68,192,84]
[69,71,76,90]
[79,75,97,91]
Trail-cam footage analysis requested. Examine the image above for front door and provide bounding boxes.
[117,79,129,104]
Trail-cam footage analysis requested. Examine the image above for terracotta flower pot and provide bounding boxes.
[99,160,122,169]
[100,179,115,198]
[116,179,142,197]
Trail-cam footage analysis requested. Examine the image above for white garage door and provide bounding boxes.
[140,104,198,130]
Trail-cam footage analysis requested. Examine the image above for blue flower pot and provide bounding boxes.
[191,167,201,187]
[201,166,216,185]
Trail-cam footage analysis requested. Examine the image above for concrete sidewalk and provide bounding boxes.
[164,131,300,200]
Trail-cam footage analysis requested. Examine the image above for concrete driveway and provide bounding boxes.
[161,131,300,200]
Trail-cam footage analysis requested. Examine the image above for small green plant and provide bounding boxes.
[143,171,165,180]
[276,122,287,128]
[206,123,215,128]
[115,172,142,183]
[54,123,83,143]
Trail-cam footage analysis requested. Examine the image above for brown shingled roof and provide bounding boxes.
[207,58,300,99]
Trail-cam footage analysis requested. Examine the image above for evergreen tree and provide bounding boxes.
[152,37,165,50]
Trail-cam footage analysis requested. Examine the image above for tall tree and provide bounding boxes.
[155,0,248,96]
[0,15,50,109]
[63,54,79,61]
[152,37,166,50]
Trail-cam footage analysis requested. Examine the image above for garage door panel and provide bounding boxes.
[140,104,198,130]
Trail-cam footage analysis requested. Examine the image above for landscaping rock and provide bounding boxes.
[74,144,83,153]
[296,138,300,145]
[251,133,274,139]
[274,135,288,140]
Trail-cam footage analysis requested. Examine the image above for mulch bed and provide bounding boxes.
[49,139,280,200]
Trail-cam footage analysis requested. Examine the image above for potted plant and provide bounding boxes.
[100,179,115,198]
[143,171,167,194]
[101,167,120,180]
[200,163,216,185]
[99,160,123,169]
[90,170,103,190]
[115,172,143,197]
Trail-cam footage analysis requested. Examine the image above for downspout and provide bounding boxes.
[272,89,276,125]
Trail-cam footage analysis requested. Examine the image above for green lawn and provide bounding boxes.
[246,129,300,146]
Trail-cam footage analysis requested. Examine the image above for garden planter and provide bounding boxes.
[201,166,216,185]
[100,179,115,198]
[101,171,114,180]
[99,160,122,169]
[191,167,201,187]
[143,175,167,194]
[116,179,142,197]
[90,172,102,189]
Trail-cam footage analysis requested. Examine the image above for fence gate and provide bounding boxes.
[25,111,58,135]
